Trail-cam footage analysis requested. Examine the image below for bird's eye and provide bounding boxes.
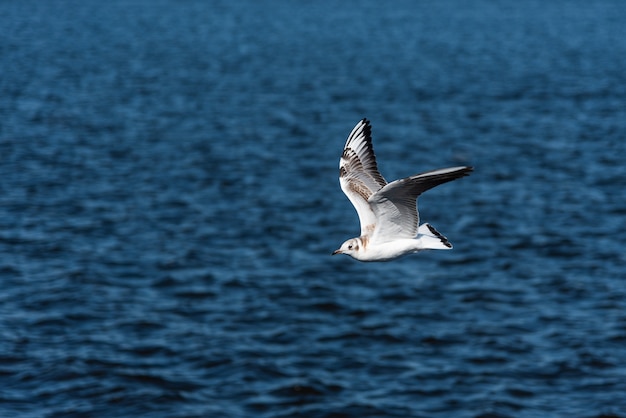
[348,245,353,250]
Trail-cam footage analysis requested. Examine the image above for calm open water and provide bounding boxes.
[2,1,626,417]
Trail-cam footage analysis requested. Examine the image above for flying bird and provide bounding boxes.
[333,118,472,261]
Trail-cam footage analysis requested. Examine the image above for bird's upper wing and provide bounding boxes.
[369,166,473,244]
[339,119,387,237]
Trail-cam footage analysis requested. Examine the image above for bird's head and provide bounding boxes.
[332,238,361,258]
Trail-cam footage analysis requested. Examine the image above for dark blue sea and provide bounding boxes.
[2,1,626,417]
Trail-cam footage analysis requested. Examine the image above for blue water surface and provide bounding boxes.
[2,1,626,417]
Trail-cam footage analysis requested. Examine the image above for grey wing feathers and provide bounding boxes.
[369,166,473,242]
[387,166,473,198]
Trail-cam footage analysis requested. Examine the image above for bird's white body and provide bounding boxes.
[333,119,472,262]
[335,223,452,262]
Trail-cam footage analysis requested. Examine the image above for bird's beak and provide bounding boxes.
[332,249,342,255]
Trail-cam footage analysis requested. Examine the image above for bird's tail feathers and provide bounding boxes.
[418,223,452,250]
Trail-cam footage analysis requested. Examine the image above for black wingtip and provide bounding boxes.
[358,118,371,133]
[349,118,373,146]
[361,118,371,133]
[460,166,474,177]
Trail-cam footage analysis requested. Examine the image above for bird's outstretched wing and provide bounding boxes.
[339,119,387,237]
[369,166,473,244]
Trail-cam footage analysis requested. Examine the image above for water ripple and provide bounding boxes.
[2,0,626,417]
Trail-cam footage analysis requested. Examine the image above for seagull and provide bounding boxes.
[332,118,473,261]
